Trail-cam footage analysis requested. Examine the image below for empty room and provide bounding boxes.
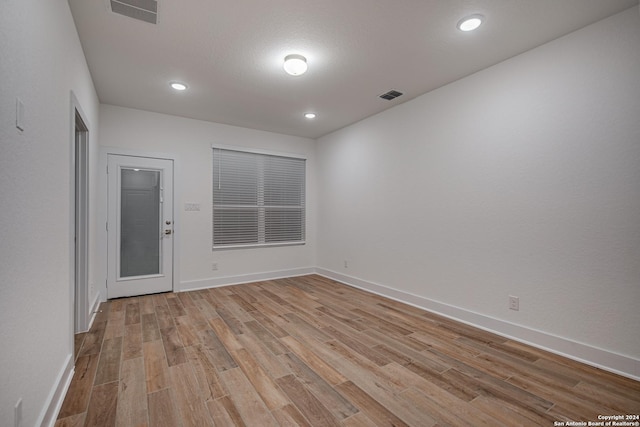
[1,0,639,426]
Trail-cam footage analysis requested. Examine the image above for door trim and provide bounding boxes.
[74,110,89,330]
[70,92,90,335]
[98,146,181,301]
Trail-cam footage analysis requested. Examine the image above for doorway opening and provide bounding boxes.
[73,109,89,334]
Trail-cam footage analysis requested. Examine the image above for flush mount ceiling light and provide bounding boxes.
[457,14,484,32]
[170,82,188,91]
[304,113,316,119]
[283,54,308,76]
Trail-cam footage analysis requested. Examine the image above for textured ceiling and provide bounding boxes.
[68,0,638,139]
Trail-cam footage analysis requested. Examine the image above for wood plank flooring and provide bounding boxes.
[56,275,640,426]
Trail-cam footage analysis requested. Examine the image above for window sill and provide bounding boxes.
[212,241,306,251]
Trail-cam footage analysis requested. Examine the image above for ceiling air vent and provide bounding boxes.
[110,0,158,24]
[379,90,403,101]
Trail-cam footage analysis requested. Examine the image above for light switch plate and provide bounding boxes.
[15,398,22,427]
[16,98,25,131]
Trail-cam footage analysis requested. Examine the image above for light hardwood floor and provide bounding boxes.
[57,275,640,426]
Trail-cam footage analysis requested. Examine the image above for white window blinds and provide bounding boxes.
[212,147,306,249]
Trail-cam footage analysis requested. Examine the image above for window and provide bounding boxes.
[212,147,306,249]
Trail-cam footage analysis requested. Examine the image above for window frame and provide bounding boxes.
[212,144,306,250]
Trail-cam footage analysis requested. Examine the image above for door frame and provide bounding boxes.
[69,92,90,335]
[73,106,89,331]
[98,146,180,301]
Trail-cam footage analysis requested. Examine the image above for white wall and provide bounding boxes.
[0,0,100,425]
[1,4,638,426]
[98,105,316,296]
[317,7,640,376]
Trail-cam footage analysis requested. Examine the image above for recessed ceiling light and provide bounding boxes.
[304,113,316,119]
[283,54,308,76]
[457,14,484,32]
[170,82,188,91]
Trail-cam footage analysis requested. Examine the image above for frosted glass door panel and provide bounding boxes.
[120,168,161,278]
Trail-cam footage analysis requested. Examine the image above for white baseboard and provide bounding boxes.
[37,354,74,427]
[179,267,316,292]
[315,268,640,381]
[38,294,100,425]
[86,291,101,332]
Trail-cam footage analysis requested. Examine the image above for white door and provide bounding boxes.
[107,154,174,299]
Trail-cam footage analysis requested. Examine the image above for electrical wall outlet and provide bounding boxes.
[212,263,218,271]
[344,260,348,268]
[509,295,520,311]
